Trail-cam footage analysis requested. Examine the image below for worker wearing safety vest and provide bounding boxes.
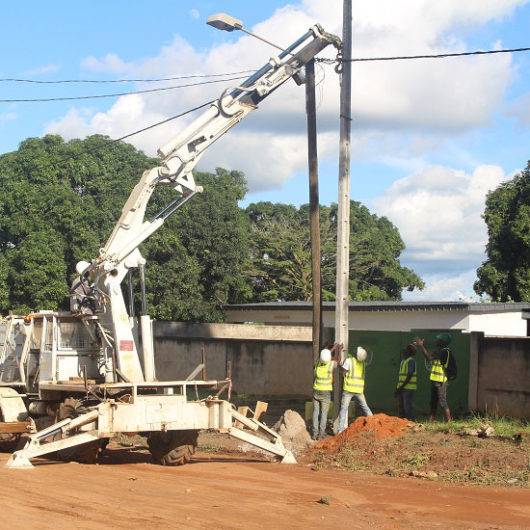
[394,343,417,421]
[414,333,452,422]
[312,343,341,440]
[337,346,373,433]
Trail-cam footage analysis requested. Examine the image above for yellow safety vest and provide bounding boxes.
[430,349,450,383]
[343,356,365,394]
[397,357,417,390]
[313,360,335,391]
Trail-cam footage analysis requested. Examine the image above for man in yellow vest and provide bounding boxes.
[394,343,417,421]
[312,343,340,440]
[337,346,373,433]
[414,333,452,422]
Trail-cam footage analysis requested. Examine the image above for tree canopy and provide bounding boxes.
[0,134,423,319]
[0,135,250,319]
[246,201,424,302]
[474,162,530,301]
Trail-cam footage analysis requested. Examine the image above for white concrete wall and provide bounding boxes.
[468,312,527,337]
[226,308,528,337]
[228,309,470,332]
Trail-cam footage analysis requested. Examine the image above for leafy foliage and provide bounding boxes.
[0,136,250,319]
[145,168,251,321]
[0,134,422,318]
[474,163,530,301]
[246,201,423,302]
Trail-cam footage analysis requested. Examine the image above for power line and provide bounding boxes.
[317,46,530,64]
[111,99,215,143]
[0,75,248,103]
[0,70,255,84]
[349,46,530,62]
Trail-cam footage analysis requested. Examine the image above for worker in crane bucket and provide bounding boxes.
[337,346,373,433]
[312,343,340,440]
[70,260,95,315]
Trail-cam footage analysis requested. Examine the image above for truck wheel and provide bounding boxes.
[148,430,198,466]
[53,398,105,464]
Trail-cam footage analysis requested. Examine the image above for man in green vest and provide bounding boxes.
[414,333,452,422]
[337,346,373,433]
[312,343,341,440]
[394,343,417,421]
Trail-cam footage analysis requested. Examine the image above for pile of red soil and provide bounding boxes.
[314,413,412,452]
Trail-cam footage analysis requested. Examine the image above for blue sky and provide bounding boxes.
[2,1,530,301]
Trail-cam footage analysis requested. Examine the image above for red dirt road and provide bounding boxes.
[0,448,529,529]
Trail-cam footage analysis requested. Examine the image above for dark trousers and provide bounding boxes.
[398,389,415,421]
[430,381,449,412]
[312,390,331,438]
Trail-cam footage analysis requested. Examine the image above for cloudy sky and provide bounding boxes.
[2,0,530,301]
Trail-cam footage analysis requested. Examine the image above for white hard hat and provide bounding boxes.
[356,346,367,362]
[75,261,91,275]
[320,348,332,363]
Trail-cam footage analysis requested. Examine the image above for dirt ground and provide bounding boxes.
[0,440,529,530]
[309,415,530,488]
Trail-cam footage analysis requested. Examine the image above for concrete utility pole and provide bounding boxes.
[333,0,353,420]
[305,59,322,364]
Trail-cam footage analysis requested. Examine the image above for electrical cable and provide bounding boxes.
[0,70,255,84]
[316,46,530,64]
[0,75,248,103]
[110,99,216,144]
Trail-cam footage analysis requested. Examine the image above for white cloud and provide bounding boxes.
[372,164,506,278]
[402,269,481,301]
[0,112,17,125]
[505,92,530,126]
[189,9,200,20]
[199,130,338,191]
[45,0,528,191]
[82,53,130,73]
[23,64,60,76]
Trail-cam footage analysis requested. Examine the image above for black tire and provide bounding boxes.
[53,398,105,464]
[148,430,198,466]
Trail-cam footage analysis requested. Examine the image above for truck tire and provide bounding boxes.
[148,430,198,466]
[53,398,106,464]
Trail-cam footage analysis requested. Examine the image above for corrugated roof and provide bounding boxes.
[226,301,530,313]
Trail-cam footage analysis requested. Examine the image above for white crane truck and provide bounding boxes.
[0,21,340,469]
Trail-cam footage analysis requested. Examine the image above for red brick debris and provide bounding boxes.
[315,413,413,452]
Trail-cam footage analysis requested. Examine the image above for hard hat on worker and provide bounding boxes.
[356,346,367,361]
[75,261,91,276]
[435,332,452,345]
[319,348,332,363]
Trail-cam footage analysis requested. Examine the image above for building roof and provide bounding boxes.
[226,301,530,314]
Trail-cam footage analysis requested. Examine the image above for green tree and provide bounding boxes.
[0,135,251,319]
[146,168,251,321]
[474,163,530,301]
[0,254,9,309]
[246,200,423,302]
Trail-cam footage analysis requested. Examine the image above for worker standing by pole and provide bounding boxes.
[333,0,353,431]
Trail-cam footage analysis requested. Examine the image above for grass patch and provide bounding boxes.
[405,452,430,468]
[421,414,530,438]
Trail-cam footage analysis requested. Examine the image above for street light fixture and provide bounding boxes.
[206,13,286,53]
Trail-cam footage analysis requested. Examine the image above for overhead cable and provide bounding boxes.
[317,46,530,64]
[111,99,215,143]
[0,75,248,103]
[0,70,255,84]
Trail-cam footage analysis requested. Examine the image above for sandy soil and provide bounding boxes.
[0,444,529,530]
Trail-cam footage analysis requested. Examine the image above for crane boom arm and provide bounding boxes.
[84,24,340,382]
